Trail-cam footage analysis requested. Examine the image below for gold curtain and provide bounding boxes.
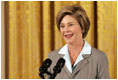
[97,2,117,79]
[5,1,117,79]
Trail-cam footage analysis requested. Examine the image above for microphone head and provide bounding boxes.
[39,58,52,73]
[43,58,52,68]
[56,58,65,68]
[53,58,65,73]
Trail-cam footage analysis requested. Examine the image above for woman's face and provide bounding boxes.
[60,15,83,45]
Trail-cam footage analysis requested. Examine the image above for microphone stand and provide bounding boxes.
[49,73,57,79]
[39,72,45,79]
[39,71,52,79]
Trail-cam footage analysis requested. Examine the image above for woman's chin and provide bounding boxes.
[65,40,73,45]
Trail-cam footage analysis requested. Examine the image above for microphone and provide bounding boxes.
[50,58,65,79]
[39,58,52,79]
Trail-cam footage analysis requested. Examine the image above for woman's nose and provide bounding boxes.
[64,26,69,32]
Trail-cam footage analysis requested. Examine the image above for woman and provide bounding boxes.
[47,5,110,79]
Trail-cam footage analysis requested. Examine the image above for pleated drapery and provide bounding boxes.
[4,1,117,79]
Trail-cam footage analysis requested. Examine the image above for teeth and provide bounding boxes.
[65,34,73,38]
[64,33,72,36]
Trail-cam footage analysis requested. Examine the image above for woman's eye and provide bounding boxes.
[69,24,74,26]
[60,25,65,28]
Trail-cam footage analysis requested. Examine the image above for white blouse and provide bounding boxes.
[58,40,91,73]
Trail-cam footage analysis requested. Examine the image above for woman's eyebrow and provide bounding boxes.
[60,21,75,24]
[60,23,64,25]
[68,22,74,24]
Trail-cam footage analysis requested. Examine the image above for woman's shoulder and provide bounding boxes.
[49,48,61,54]
[91,47,109,79]
[91,47,108,61]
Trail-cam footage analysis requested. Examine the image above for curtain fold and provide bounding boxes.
[5,1,117,79]
[42,1,51,60]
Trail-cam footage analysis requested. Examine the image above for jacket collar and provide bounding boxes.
[57,40,92,77]
[58,40,91,56]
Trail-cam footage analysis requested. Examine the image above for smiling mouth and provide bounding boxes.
[64,34,74,39]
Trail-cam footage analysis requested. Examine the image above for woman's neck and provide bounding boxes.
[68,39,84,66]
